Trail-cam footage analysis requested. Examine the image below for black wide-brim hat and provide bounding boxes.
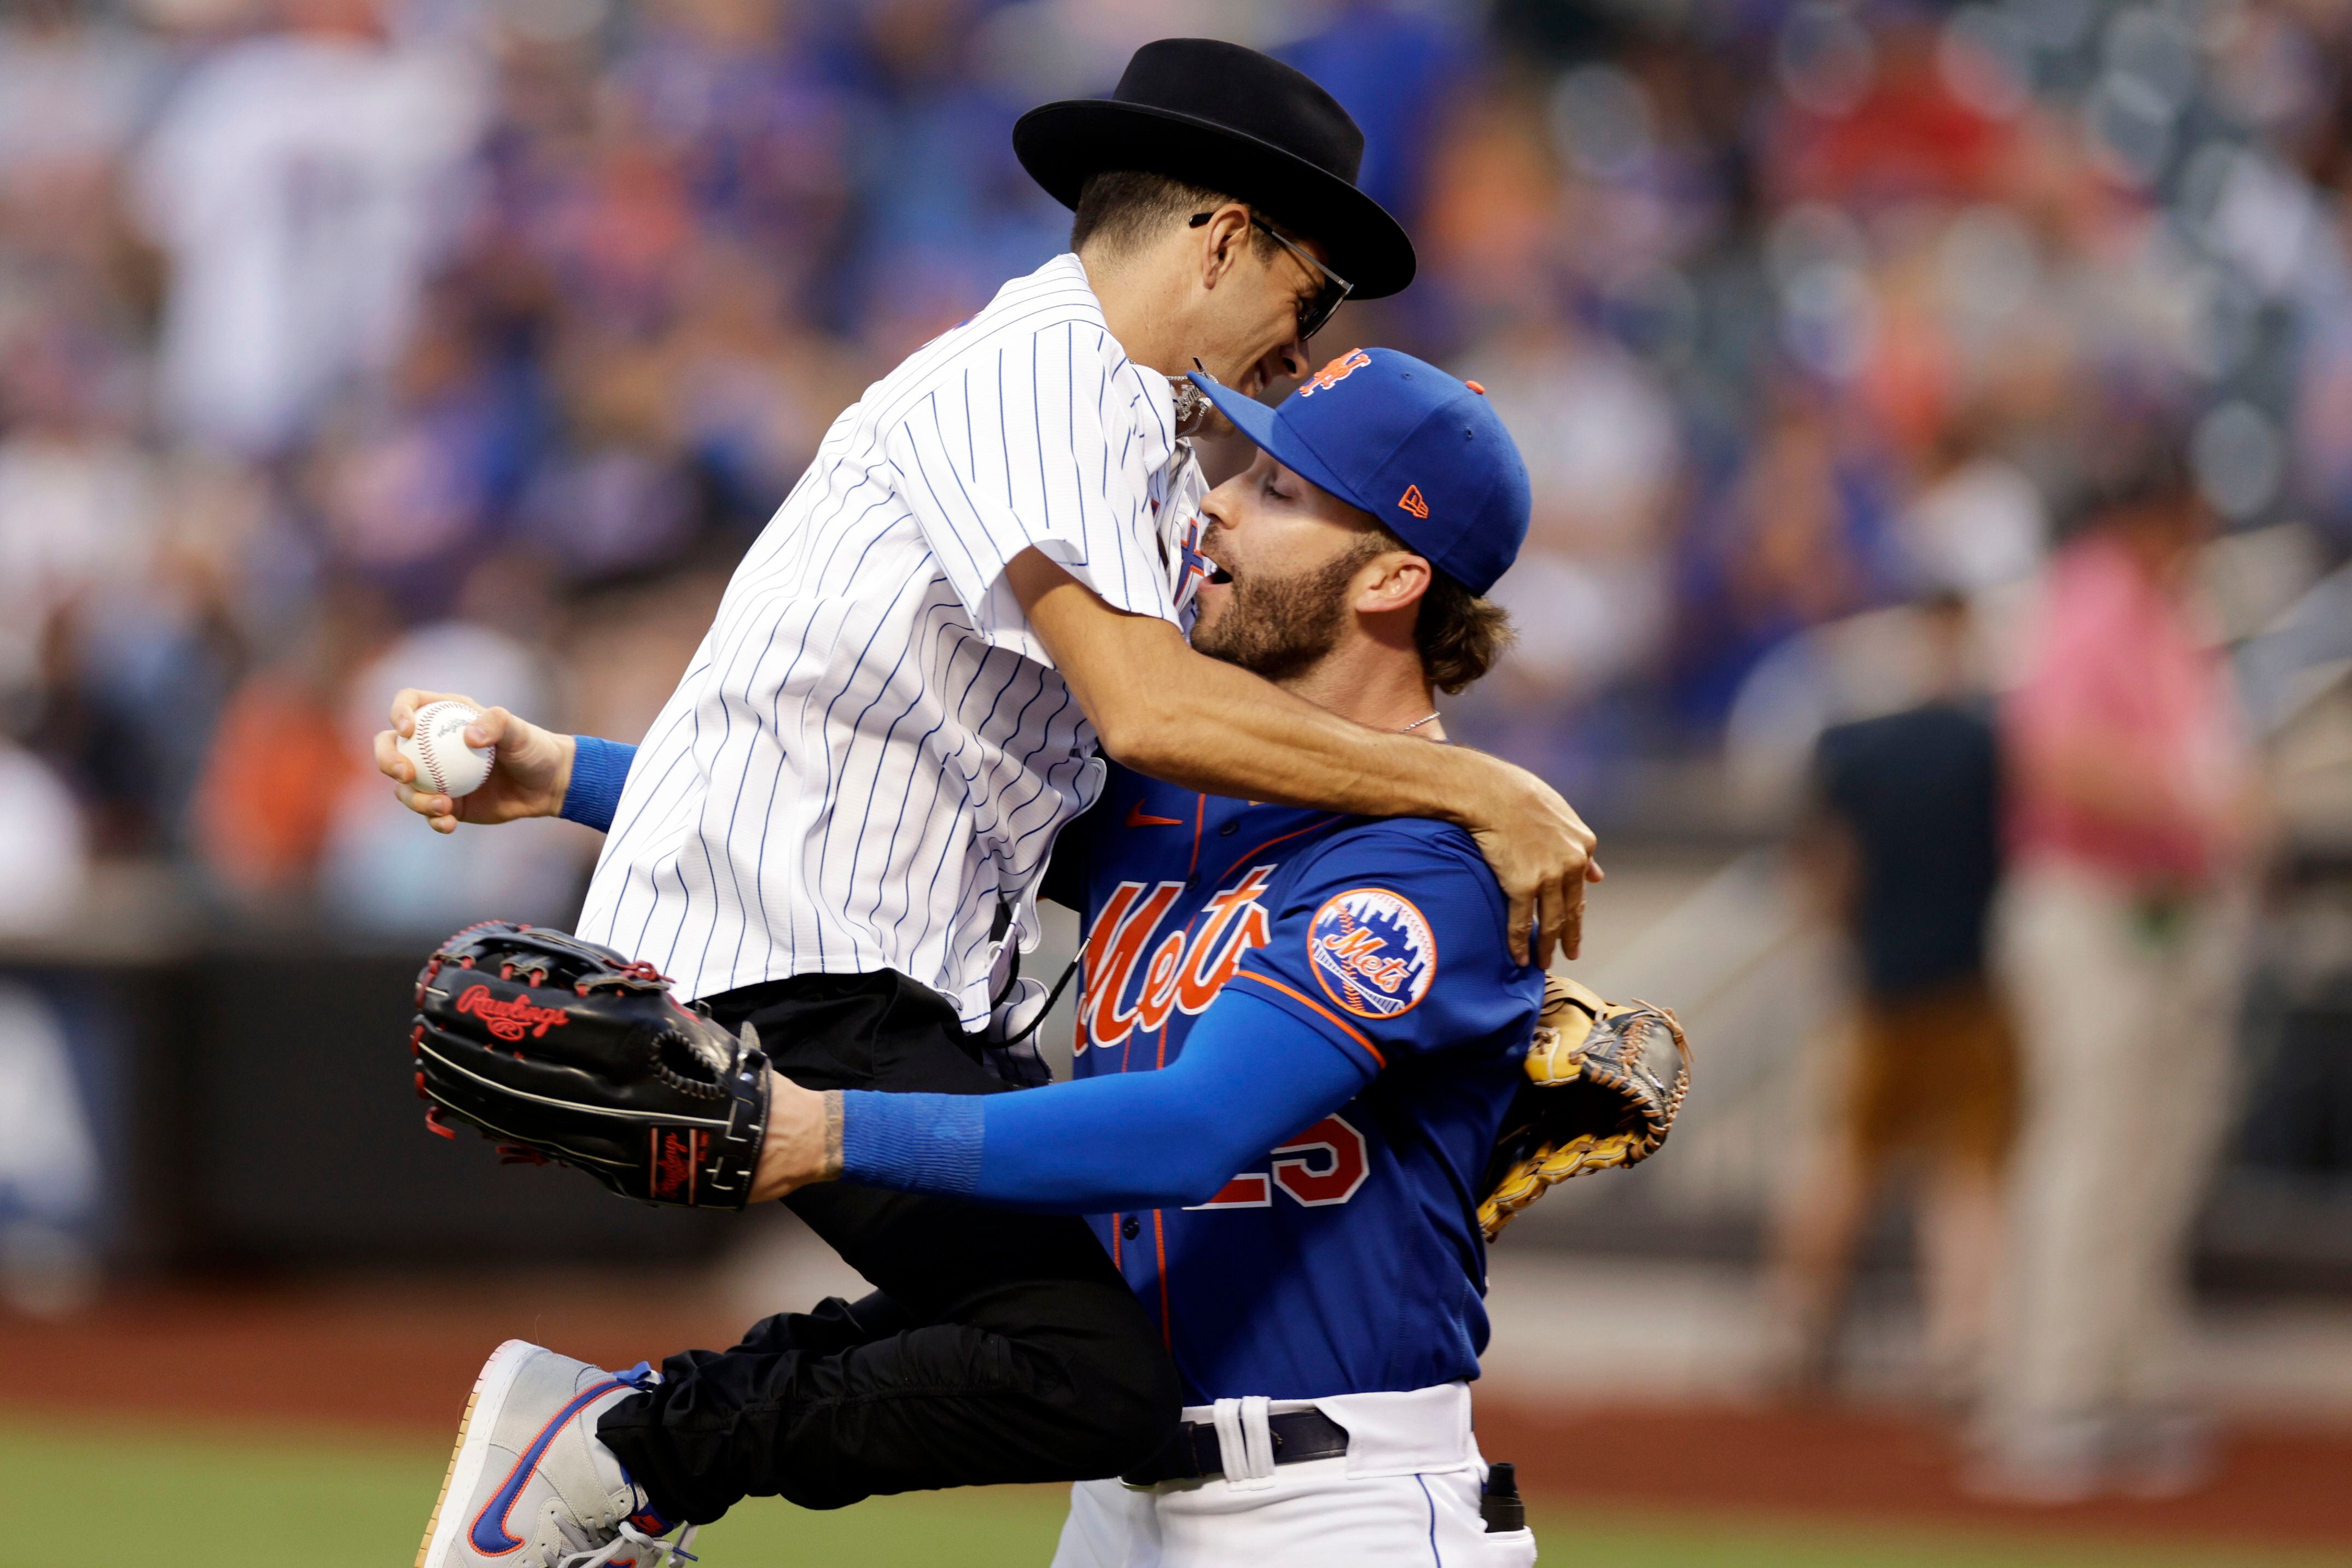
[1014,38,1416,300]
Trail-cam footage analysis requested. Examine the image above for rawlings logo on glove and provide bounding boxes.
[651,1129,703,1203]
[409,922,771,1209]
[453,984,571,1041]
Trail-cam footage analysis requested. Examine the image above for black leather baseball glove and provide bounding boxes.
[409,922,771,1209]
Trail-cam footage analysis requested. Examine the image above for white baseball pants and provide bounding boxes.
[1050,1383,1538,1568]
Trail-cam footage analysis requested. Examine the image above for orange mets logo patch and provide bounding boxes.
[1307,888,1436,1019]
[1298,348,1371,397]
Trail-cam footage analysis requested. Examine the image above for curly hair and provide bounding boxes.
[1354,521,1516,695]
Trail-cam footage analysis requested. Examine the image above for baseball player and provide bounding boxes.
[391,40,1602,1568]
[740,349,1686,1566]
[416,351,1684,1567]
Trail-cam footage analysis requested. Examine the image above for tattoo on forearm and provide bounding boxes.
[823,1091,844,1180]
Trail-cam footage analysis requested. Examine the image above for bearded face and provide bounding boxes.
[1190,523,1374,683]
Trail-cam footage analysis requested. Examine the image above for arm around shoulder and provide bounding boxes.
[1005,549,1602,964]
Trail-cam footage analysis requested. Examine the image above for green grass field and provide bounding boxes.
[7,1421,2345,1568]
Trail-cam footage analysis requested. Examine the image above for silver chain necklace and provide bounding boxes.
[1399,712,1441,733]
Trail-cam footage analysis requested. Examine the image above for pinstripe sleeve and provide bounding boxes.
[886,324,1178,667]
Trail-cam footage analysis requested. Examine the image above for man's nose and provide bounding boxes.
[1251,337,1305,390]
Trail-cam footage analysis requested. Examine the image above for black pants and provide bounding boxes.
[596,970,1181,1520]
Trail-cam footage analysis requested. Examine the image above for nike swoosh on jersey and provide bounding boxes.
[1126,802,1185,828]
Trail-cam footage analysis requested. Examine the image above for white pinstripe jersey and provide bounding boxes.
[576,254,1209,1025]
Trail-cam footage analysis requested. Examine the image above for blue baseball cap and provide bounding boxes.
[1187,347,1530,596]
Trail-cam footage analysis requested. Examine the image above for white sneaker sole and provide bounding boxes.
[417,1338,539,1568]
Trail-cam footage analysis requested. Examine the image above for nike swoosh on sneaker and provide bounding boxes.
[1125,802,1184,828]
[469,1377,632,1554]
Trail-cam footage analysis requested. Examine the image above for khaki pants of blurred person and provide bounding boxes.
[1768,976,2018,1400]
[1987,862,2246,1476]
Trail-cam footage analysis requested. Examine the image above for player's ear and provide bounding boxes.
[1358,552,1432,615]
[1195,204,1251,291]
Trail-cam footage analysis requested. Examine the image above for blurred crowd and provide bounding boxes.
[1,0,2350,1490]
[2,0,2349,933]
[1763,446,2269,1499]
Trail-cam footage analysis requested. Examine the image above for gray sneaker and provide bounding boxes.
[418,1339,698,1568]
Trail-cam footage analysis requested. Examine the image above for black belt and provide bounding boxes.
[1120,1410,1350,1487]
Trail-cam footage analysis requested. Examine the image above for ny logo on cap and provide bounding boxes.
[1299,348,1370,397]
[1397,485,1429,519]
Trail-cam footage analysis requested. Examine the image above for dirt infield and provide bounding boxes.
[5,1276,2348,1553]
[1472,1401,2352,1550]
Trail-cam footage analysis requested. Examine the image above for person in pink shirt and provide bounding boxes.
[1978,440,2260,1500]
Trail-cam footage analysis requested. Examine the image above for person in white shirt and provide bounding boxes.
[132,0,485,456]
[389,40,1601,1568]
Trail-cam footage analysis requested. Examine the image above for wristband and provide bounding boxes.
[837,1091,985,1197]
[560,736,634,832]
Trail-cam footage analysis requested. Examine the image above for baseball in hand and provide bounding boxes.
[400,701,496,798]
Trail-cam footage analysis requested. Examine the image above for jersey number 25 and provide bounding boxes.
[1187,1116,1370,1210]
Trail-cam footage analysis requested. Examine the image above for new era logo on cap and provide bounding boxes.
[1397,485,1429,519]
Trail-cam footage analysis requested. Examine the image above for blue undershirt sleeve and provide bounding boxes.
[559,736,636,833]
[837,988,1375,1213]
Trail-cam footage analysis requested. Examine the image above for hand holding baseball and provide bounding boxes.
[375,689,575,833]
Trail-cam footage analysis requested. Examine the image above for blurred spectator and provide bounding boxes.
[1475,313,1683,707]
[310,282,540,597]
[1980,441,2261,1501]
[0,738,89,935]
[0,330,157,700]
[0,982,102,1317]
[517,331,701,577]
[131,0,487,455]
[1674,391,1899,725]
[1766,591,2013,1405]
[0,0,2330,986]
[0,2,161,191]
[38,456,260,855]
[1896,413,2048,594]
[2292,176,2352,549]
[1278,1,1472,228]
[190,578,393,901]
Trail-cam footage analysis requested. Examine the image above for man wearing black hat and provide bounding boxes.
[746,348,1559,1568]
[403,40,1598,1568]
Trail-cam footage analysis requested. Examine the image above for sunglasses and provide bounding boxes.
[1189,210,1354,341]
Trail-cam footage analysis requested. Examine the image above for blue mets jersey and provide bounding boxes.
[1042,763,1544,1402]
